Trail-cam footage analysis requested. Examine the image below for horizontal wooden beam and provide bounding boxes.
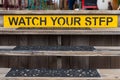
[0,68,120,80]
[0,10,120,15]
[1,50,120,56]
[0,46,120,56]
[0,28,120,35]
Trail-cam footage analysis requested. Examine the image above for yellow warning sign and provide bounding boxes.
[4,15,118,28]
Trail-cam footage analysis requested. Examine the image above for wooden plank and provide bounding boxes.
[70,36,89,46]
[89,57,111,68]
[110,57,120,68]
[111,35,120,46]
[0,29,120,35]
[57,36,62,46]
[48,57,57,69]
[0,56,9,67]
[89,36,112,46]
[7,36,19,68]
[57,56,62,69]
[28,56,48,68]
[62,57,70,68]
[48,36,57,68]
[57,36,62,69]
[69,57,89,69]
[0,10,120,14]
[0,77,101,80]
[48,36,58,46]
[2,50,120,56]
[111,36,120,68]
[18,57,29,68]
[8,35,17,68]
[8,35,17,46]
[17,36,29,68]
[99,69,120,79]
[70,36,89,68]
[18,35,28,46]
[0,46,120,56]
[28,35,49,68]
[0,68,10,77]
[0,45,90,50]
[8,56,19,68]
[94,46,120,50]
[3,76,120,80]
[0,35,9,45]
[61,36,71,68]
[0,36,9,67]
[89,36,112,68]
[28,35,48,46]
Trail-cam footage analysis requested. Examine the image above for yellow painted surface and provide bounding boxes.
[4,15,118,28]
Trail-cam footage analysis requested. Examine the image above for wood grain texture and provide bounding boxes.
[57,36,62,69]
[0,36,9,67]
[69,36,89,68]
[0,68,10,77]
[0,29,120,35]
[48,35,58,68]
[0,10,120,14]
[0,10,120,69]
[0,46,120,56]
[0,35,120,68]
[18,35,28,46]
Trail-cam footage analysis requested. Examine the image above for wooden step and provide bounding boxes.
[0,68,120,80]
[0,10,120,15]
[0,28,120,35]
[0,10,120,31]
[0,46,120,56]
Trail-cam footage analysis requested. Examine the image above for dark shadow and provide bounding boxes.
[12,46,95,51]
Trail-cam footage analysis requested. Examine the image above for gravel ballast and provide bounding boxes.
[6,69,100,77]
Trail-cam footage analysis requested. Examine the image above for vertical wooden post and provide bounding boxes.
[57,36,62,69]
[18,0,21,9]
[4,0,9,9]
[59,0,64,9]
[58,35,62,46]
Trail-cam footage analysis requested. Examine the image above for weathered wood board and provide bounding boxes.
[0,10,120,69]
